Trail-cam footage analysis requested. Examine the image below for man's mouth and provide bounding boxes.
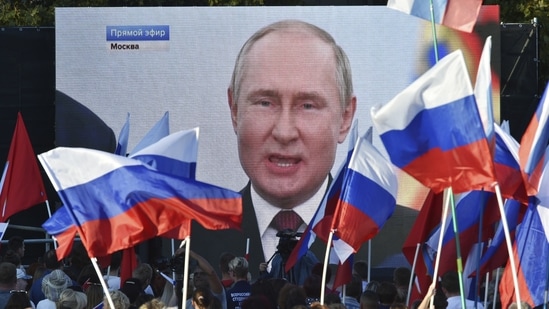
[269,156,299,167]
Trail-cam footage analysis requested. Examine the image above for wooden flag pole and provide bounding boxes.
[320,230,335,305]
[181,237,191,309]
[91,257,115,309]
[406,243,421,306]
[429,189,451,309]
[448,189,467,309]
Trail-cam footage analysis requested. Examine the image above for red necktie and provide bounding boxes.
[272,210,303,232]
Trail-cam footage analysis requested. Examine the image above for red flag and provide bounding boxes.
[0,112,48,222]
[401,190,443,305]
[120,247,138,284]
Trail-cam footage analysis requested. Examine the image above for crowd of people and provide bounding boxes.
[0,235,529,309]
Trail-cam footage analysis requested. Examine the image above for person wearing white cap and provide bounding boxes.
[16,268,32,291]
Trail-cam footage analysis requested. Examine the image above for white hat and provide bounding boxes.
[16,268,32,280]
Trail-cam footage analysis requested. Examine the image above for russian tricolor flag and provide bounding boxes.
[130,128,199,180]
[331,133,398,262]
[387,0,482,33]
[38,147,241,257]
[519,82,549,196]
[371,50,495,194]
[42,206,78,260]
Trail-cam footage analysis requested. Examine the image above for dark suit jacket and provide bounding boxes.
[190,182,326,280]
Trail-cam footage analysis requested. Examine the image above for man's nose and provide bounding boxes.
[271,108,299,143]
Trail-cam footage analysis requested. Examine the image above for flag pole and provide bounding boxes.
[180,237,191,309]
[428,0,440,63]
[483,271,490,308]
[320,230,335,305]
[448,189,467,309]
[90,257,116,309]
[492,268,501,309]
[406,243,421,307]
[429,189,451,309]
[493,184,521,305]
[367,239,371,282]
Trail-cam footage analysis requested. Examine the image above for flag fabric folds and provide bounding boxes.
[42,206,78,260]
[371,50,495,194]
[130,111,169,155]
[0,112,48,222]
[130,128,199,180]
[331,133,398,262]
[115,113,130,156]
[386,0,482,33]
[499,201,548,309]
[518,82,549,196]
[474,36,495,144]
[38,147,241,257]
[402,190,444,304]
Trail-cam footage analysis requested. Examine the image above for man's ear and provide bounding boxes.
[228,88,238,133]
[338,95,357,143]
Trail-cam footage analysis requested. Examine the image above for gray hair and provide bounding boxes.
[229,19,353,109]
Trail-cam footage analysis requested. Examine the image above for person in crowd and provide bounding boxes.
[377,282,398,309]
[353,260,369,292]
[240,294,274,309]
[249,277,287,309]
[36,269,72,309]
[277,283,307,309]
[441,271,483,309]
[174,249,226,309]
[137,298,165,309]
[7,237,26,261]
[56,288,87,309]
[104,250,123,291]
[192,287,222,309]
[360,290,379,309]
[103,290,130,309]
[5,290,33,309]
[132,263,154,296]
[0,263,19,308]
[343,274,363,309]
[225,257,251,309]
[393,267,411,304]
[29,250,64,305]
[191,19,357,281]
[15,269,32,292]
[218,252,236,289]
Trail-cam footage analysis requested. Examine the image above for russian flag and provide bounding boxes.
[387,0,482,33]
[493,124,528,204]
[471,198,524,278]
[519,82,549,196]
[426,190,499,277]
[115,113,130,156]
[285,121,359,272]
[499,201,547,309]
[331,133,398,262]
[38,147,241,257]
[474,36,495,144]
[130,111,169,155]
[371,50,495,194]
[130,128,199,180]
[402,190,444,304]
[42,206,78,260]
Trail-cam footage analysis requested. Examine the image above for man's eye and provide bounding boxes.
[303,103,315,109]
[259,100,271,107]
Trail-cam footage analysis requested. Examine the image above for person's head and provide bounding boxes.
[346,274,363,299]
[192,286,214,309]
[5,290,32,309]
[508,301,532,309]
[119,278,143,305]
[43,249,62,270]
[228,19,356,209]
[353,260,368,281]
[15,269,31,291]
[191,266,209,289]
[277,283,307,309]
[4,250,21,267]
[440,270,460,296]
[219,252,236,276]
[393,267,411,288]
[7,237,25,259]
[377,281,398,305]
[228,256,249,280]
[0,263,18,290]
[57,288,88,309]
[360,290,379,309]
[138,298,166,309]
[132,263,153,290]
[41,269,72,302]
[104,290,130,309]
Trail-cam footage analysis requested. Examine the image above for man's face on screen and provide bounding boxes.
[230,30,353,209]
